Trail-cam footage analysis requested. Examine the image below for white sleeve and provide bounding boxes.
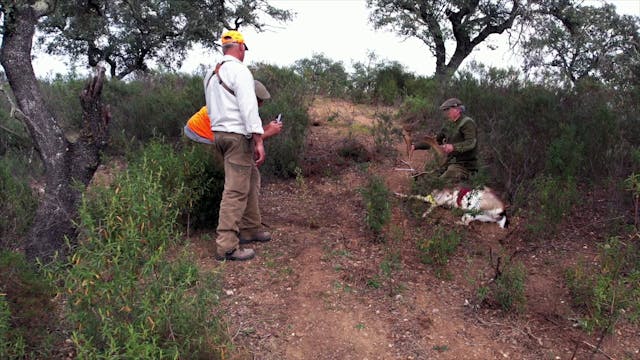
[232,66,264,135]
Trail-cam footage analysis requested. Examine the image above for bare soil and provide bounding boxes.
[191,98,640,360]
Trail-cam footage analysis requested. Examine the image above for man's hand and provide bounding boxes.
[441,144,454,154]
[262,120,283,140]
[253,134,266,166]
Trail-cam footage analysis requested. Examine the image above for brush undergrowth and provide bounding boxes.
[566,235,640,333]
[59,140,230,358]
[417,226,463,279]
[360,173,391,242]
[0,251,59,359]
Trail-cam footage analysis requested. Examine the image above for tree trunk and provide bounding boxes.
[0,3,109,263]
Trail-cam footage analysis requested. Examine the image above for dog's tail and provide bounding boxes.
[497,211,509,229]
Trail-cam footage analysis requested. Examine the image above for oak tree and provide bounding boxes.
[367,0,521,81]
[521,1,640,89]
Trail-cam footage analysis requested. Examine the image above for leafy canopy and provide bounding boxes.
[37,0,293,79]
[367,0,521,79]
[522,2,640,89]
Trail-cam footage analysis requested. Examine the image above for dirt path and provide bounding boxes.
[191,98,640,360]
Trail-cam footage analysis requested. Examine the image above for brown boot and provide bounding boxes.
[216,248,255,261]
[239,231,271,244]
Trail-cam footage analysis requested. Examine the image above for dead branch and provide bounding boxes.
[581,340,614,360]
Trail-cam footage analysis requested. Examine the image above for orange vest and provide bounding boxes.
[186,106,214,141]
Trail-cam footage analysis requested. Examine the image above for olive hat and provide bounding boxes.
[254,80,271,100]
[439,98,463,110]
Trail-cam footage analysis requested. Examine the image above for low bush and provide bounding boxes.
[0,251,59,359]
[253,63,311,178]
[523,175,578,238]
[566,236,640,333]
[417,226,463,278]
[493,259,527,312]
[360,174,391,241]
[0,156,37,250]
[63,140,229,358]
[179,142,225,230]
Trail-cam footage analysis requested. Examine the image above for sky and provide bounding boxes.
[32,0,640,79]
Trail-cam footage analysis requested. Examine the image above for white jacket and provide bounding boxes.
[204,55,263,136]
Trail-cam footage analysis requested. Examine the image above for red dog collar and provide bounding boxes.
[457,187,471,207]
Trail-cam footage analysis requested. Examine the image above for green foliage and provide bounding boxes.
[625,169,640,229]
[368,0,521,79]
[545,123,583,179]
[253,63,311,178]
[179,142,225,230]
[417,227,462,278]
[0,251,59,359]
[371,112,400,156]
[524,175,578,237]
[360,174,391,241]
[293,53,349,98]
[104,73,204,150]
[39,74,86,131]
[566,236,640,332]
[348,52,382,104]
[373,62,412,106]
[522,3,639,89]
[338,136,371,164]
[38,1,292,79]
[65,141,229,358]
[0,98,31,154]
[493,260,527,312]
[0,157,37,250]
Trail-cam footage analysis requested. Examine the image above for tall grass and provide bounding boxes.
[62,141,229,358]
[0,156,37,250]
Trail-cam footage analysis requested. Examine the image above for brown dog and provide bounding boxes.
[395,186,508,228]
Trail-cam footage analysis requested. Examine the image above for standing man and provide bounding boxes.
[205,30,270,261]
[413,98,478,182]
[185,80,282,144]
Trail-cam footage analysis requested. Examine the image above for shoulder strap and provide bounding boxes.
[213,61,235,96]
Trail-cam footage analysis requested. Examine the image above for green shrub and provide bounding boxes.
[493,260,527,312]
[65,141,229,358]
[566,236,640,333]
[0,157,37,250]
[105,72,204,151]
[524,175,578,237]
[373,62,413,106]
[292,54,349,98]
[545,123,583,179]
[0,251,59,359]
[371,112,400,156]
[338,136,371,163]
[40,74,86,131]
[253,63,311,178]
[360,174,391,241]
[180,142,225,229]
[417,227,462,278]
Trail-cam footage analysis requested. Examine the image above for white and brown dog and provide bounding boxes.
[395,186,508,228]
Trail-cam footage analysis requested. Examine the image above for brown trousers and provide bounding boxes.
[213,132,261,256]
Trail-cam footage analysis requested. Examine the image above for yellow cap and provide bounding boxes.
[221,30,248,50]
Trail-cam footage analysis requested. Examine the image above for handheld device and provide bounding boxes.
[276,113,282,123]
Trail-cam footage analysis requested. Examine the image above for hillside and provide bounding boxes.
[191,98,639,360]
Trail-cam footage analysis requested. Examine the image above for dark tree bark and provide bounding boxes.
[0,2,109,262]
